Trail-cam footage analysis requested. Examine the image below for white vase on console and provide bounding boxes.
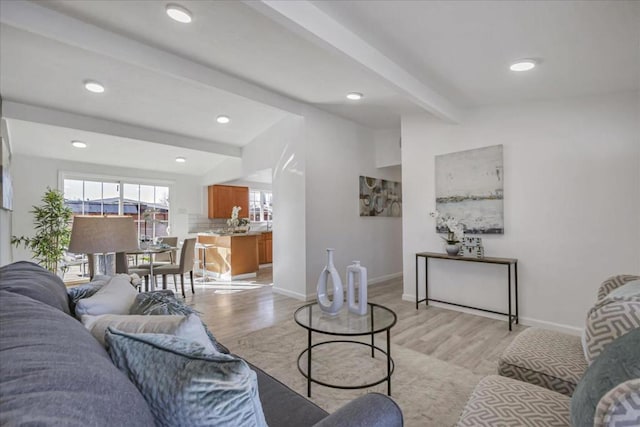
[316,248,343,316]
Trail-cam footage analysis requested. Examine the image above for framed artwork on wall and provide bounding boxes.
[0,134,13,211]
[359,176,402,217]
[435,145,503,234]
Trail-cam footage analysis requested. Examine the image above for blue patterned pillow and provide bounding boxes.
[129,291,229,354]
[571,328,640,427]
[105,328,267,427]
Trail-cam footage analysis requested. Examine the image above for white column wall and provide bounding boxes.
[402,92,640,333]
[304,109,403,297]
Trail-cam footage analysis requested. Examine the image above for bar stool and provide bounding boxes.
[195,242,217,283]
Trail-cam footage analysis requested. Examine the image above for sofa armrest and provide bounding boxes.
[312,393,403,427]
[597,275,640,300]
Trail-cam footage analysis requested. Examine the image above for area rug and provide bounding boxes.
[225,320,482,427]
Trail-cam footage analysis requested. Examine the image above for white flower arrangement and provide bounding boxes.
[227,206,250,229]
[429,210,465,244]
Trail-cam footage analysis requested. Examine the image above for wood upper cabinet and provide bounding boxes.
[208,185,249,219]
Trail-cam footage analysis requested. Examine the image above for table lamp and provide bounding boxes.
[68,216,139,276]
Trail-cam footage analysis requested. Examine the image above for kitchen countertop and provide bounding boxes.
[197,230,271,237]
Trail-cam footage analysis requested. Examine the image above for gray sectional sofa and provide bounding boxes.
[0,261,403,427]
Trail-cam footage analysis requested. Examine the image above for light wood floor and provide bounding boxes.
[182,267,526,375]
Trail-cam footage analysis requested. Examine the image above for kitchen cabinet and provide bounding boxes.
[258,232,273,264]
[208,185,249,219]
[197,234,259,279]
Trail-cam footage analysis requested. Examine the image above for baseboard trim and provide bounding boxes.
[272,286,308,301]
[401,294,583,336]
[368,272,402,286]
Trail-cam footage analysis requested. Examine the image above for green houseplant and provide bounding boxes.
[12,187,73,274]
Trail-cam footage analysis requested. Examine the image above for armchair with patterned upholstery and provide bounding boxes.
[457,274,640,427]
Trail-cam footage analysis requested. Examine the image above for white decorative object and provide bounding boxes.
[346,261,368,315]
[316,248,344,316]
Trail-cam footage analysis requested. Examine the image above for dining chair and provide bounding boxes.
[153,238,196,298]
[115,252,150,291]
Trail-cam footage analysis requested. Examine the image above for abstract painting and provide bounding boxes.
[359,176,402,217]
[435,145,503,234]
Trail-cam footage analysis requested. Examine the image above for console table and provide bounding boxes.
[415,252,519,330]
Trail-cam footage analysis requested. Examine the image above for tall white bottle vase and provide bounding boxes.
[316,248,344,316]
[347,261,368,315]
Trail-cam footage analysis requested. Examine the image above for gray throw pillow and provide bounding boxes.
[105,328,267,427]
[571,328,640,427]
[129,291,229,354]
[67,277,110,313]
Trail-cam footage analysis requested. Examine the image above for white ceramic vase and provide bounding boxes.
[346,261,368,316]
[317,248,344,316]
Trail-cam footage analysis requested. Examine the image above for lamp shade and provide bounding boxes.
[68,216,139,254]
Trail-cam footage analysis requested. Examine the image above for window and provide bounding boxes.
[249,189,272,222]
[63,178,170,243]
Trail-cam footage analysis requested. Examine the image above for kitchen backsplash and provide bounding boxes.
[188,214,271,233]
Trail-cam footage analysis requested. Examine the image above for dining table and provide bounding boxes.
[127,245,177,291]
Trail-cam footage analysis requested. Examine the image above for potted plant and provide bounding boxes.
[430,211,465,255]
[227,206,250,233]
[12,187,73,274]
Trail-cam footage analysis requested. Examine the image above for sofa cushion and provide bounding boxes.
[105,328,267,427]
[0,261,70,315]
[498,328,587,396]
[0,290,155,426]
[82,313,216,352]
[457,375,570,427]
[75,274,138,316]
[571,328,640,427]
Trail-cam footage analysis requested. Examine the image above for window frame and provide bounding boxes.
[59,171,175,241]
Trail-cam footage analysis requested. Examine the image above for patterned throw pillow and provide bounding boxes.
[571,328,640,427]
[105,329,267,427]
[129,291,229,354]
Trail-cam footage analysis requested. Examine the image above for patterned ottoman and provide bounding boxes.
[498,328,588,396]
[457,375,570,427]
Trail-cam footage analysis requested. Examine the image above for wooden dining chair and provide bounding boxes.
[153,238,196,298]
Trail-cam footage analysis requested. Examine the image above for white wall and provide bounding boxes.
[304,109,403,297]
[402,92,640,333]
[374,128,401,168]
[10,154,202,262]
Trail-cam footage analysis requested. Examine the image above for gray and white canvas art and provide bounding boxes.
[435,145,503,234]
[359,176,402,217]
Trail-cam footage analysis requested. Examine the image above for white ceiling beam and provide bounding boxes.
[0,0,304,117]
[245,0,462,123]
[3,101,242,158]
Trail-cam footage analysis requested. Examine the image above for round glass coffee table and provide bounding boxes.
[293,302,397,397]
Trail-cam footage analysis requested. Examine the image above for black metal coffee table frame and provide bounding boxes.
[294,302,397,397]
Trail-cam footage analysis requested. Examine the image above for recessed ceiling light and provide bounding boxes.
[216,115,231,124]
[175,156,186,163]
[510,60,537,72]
[346,92,363,100]
[71,140,87,148]
[166,4,192,23]
[84,80,105,93]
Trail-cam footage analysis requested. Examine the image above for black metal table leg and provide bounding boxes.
[425,257,429,307]
[371,308,375,357]
[508,264,512,331]
[415,255,419,310]
[387,329,391,396]
[515,261,519,324]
